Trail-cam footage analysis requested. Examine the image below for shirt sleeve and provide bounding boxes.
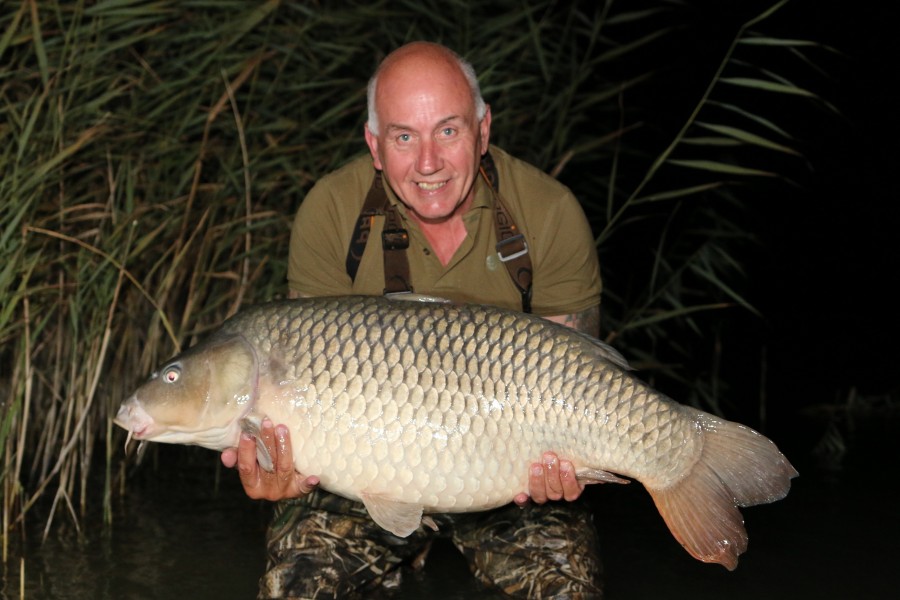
[287,175,358,297]
[528,188,602,317]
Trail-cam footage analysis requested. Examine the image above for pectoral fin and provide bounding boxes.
[576,468,631,485]
[360,491,429,538]
[239,415,274,472]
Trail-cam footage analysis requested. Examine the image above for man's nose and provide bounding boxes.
[416,138,441,174]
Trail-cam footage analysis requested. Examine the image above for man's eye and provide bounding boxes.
[397,133,411,143]
[441,127,456,137]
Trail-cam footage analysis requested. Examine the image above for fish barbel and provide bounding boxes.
[114,295,796,570]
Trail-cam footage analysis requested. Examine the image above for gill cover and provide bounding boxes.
[136,333,258,436]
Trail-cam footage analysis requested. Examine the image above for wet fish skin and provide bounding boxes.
[114,295,797,570]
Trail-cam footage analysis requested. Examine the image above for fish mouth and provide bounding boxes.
[114,397,155,439]
[126,425,150,439]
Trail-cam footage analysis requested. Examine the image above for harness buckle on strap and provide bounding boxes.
[382,228,410,251]
[496,234,528,262]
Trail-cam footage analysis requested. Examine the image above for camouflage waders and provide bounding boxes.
[258,489,603,599]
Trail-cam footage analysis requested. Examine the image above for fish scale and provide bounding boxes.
[115,294,796,570]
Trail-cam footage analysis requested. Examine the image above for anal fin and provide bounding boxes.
[360,491,429,538]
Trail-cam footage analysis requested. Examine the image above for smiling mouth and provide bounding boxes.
[417,181,447,191]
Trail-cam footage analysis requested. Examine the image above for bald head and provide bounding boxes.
[366,42,486,136]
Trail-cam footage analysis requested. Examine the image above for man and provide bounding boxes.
[222,41,604,598]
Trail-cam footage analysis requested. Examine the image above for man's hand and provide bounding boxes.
[514,451,584,506]
[220,419,319,501]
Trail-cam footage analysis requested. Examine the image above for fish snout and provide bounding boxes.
[114,398,154,439]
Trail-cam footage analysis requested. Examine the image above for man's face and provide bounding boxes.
[364,55,491,224]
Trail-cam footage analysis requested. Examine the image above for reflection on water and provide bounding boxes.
[3,455,269,600]
[2,429,895,600]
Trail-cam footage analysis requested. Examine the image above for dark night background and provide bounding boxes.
[605,0,899,458]
[754,1,899,448]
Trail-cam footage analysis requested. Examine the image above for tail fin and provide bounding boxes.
[647,409,798,570]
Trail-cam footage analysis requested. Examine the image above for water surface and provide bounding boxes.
[3,427,895,599]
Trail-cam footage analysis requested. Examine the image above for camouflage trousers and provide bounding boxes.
[258,489,603,600]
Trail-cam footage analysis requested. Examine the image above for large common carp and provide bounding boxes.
[114,295,796,570]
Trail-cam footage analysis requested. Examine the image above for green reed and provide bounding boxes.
[0,0,832,542]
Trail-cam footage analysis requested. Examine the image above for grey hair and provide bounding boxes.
[366,46,487,136]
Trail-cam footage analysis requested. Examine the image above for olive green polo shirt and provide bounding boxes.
[287,146,601,317]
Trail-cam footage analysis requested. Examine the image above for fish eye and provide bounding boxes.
[162,365,181,384]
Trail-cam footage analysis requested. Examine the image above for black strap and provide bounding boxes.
[380,193,413,295]
[345,172,383,282]
[482,152,533,313]
[345,151,532,311]
[345,172,412,294]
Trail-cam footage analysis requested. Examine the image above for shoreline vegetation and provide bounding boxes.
[1,0,831,552]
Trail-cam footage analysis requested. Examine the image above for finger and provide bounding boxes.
[220,447,238,469]
[236,432,261,490]
[513,492,530,507]
[543,452,563,500]
[274,424,294,474]
[528,463,548,504]
[559,460,584,501]
[258,418,278,473]
[298,475,320,496]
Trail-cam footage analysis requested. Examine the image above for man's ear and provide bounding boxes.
[364,124,383,170]
[479,104,492,155]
